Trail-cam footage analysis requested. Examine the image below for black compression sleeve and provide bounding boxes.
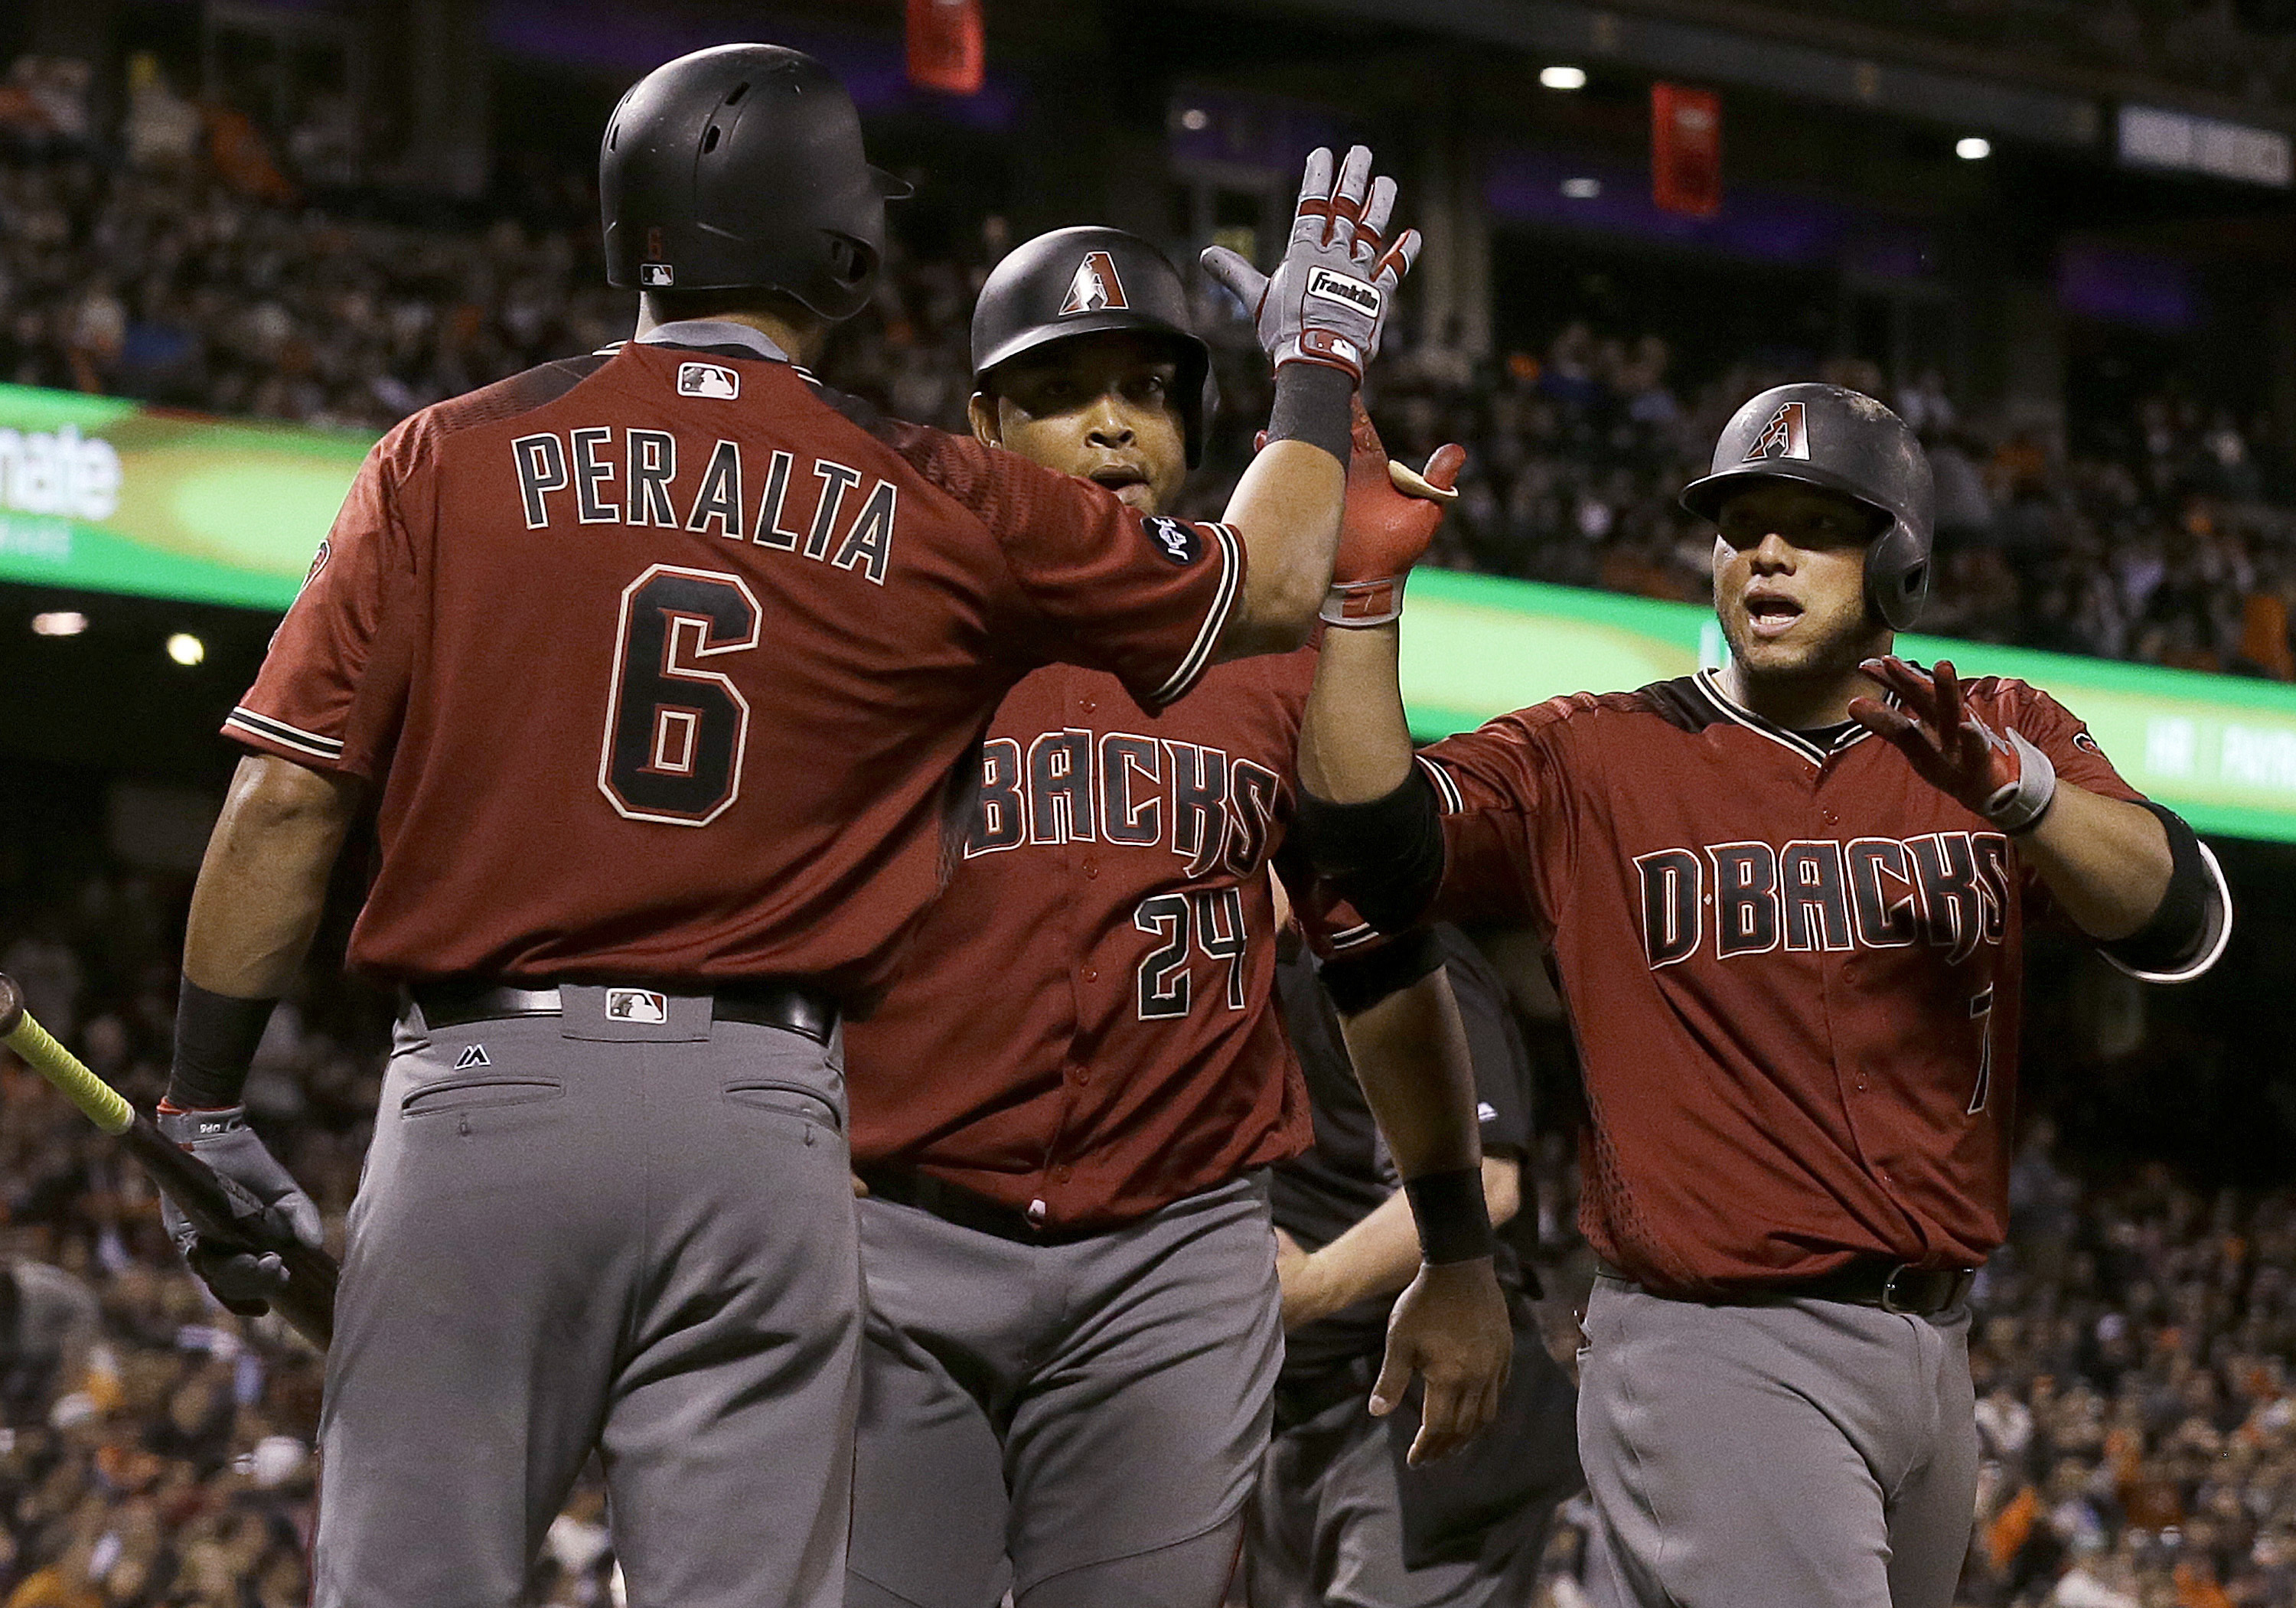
[2100,802,2223,976]
[167,977,279,1111]
[1293,772,1446,933]
[1403,1167,1498,1264]
[1319,925,1443,1016]
[1265,364,1353,465]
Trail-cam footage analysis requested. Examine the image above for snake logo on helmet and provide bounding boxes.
[599,44,910,323]
[972,227,1217,468]
[1679,383,1936,630]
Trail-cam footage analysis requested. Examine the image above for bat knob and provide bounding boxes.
[0,975,21,1039]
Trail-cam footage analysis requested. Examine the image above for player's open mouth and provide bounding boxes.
[1090,465,1154,507]
[1745,594,1803,639]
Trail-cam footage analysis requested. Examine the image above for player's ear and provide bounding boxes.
[967,391,1003,448]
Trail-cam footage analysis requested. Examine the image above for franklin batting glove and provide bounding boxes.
[1201,145,1420,386]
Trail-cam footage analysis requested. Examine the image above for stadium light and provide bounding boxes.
[30,612,86,637]
[1561,177,1603,199]
[1179,107,1209,132]
[167,632,205,666]
[1540,65,1588,91]
[1957,136,1992,160]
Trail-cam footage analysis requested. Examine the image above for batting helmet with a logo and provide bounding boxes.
[1679,383,1936,629]
[971,227,1216,468]
[600,44,909,321]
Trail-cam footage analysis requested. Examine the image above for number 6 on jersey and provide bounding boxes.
[599,565,762,827]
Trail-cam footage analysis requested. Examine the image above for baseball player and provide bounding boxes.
[1253,919,1581,1607]
[1292,383,2232,1608]
[838,226,1509,1608]
[153,47,1417,1608]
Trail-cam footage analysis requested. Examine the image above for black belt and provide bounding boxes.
[856,1166,1104,1247]
[1601,1254,1976,1318]
[409,979,838,1046]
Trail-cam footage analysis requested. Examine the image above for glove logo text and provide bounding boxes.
[1304,267,1381,318]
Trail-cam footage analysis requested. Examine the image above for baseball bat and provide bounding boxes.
[0,974,338,1349]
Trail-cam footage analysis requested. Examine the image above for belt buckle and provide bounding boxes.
[1879,1264,1916,1315]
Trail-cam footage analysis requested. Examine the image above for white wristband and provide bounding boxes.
[1984,728,2056,833]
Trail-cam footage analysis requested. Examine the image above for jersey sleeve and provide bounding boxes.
[1416,707,1582,932]
[1996,680,2144,805]
[967,442,1244,709]
[1436,926,1535,1159]
[222,435,413,778]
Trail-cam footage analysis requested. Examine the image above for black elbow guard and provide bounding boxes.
[1293,772,1446,934]
[2100,803,2231,980]
[1319,925,1443,1016]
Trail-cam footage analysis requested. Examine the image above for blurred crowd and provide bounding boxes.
[0,871,618,1606]
[10,83,2296,681]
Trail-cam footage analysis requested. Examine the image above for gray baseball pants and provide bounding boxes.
[314,987,863,1608]
[842,1176,1283,1608]
[1578,1276,1977,1608]
[1246,1392,1556,1608]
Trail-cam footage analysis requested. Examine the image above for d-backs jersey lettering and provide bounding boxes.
[845,648,1319,1231]
[223,340,1244,1001]
[1414,667,2154,1295]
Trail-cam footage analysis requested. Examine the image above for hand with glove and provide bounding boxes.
[1202,145,1420,386]
[1327,400,1465,628]
[156,1104,324,1318]
[1849,657,2056,832]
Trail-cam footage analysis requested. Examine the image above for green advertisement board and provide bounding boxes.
[5,381,2296,842]
[0,383,370,611]
[1402,568,2296,844]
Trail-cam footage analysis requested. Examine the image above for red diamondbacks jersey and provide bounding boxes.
[224,341,1244,1000]
[844,648,1319,1230]
[1416,667,2146,1295]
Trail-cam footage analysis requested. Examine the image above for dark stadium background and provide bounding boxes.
[2,2,2295,1603]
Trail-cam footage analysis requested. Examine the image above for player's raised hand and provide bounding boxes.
[1368,1257,1512,1465]
[1325,397,1466,628]
[1850,657,2056,832]
[1202,145,1421,386]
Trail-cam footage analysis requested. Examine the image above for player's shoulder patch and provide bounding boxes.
[2073,730,2102,754]
[1142,515,1203,567]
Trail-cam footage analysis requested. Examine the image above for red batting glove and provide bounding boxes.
[1324,401,1466,628]
[1848,657,2057,832]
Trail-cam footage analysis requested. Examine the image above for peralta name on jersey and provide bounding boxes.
[509,429,896,585]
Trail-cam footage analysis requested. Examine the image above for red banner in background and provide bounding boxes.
[907,0,985,96]
[1652,83,1722,218]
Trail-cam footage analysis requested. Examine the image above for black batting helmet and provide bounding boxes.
[1680,383,1936,630]
[970,227,1216,468]
[600,44,909,322]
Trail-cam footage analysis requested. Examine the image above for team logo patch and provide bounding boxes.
[1058,251,1129,315]
[638,263,675,289]
[452,1044,491,1071]
[677,362,740,399]
[1743,400,1809,462]
[605,987,670,1024]
[2073,731,2101,753]
[1304,266,1382,318]
[1143,516,1202,566]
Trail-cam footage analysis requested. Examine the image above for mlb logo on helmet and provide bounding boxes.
[639,264,675,288]
[1744,401,1809,462]
[605,988,670,1024]
[677,362,740,399]
[1058,251,1129,315]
